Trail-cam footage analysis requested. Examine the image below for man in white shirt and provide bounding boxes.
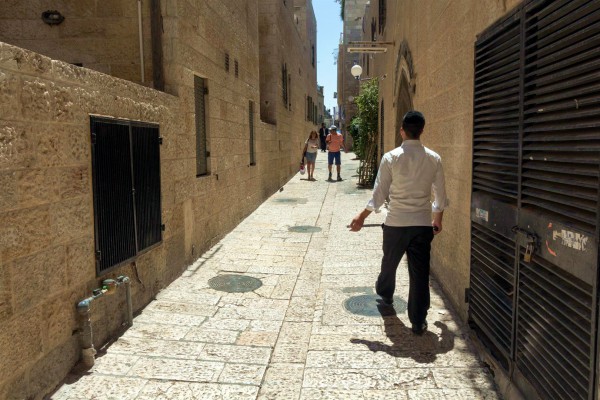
[349,111,447,335]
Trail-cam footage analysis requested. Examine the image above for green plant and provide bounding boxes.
[352,78,379,159]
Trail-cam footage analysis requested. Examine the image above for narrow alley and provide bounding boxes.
[50,154,500,400]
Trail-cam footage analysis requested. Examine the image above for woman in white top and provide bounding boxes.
[303,131,320,181]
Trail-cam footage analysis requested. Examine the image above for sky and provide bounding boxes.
[314,0,343,114]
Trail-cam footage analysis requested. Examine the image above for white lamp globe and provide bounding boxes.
[350,65,363,78]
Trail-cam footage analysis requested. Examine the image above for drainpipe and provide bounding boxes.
[76,276,133,368]
[137,0,145,83]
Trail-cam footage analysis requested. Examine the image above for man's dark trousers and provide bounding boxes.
[376,225,434,325]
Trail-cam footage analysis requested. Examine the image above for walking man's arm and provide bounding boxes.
[349,156,391,231]
[431,159,448,234]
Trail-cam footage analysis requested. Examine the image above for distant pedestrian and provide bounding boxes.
[319,122,328,152]
[326,125,345,181]
[303,130,320,181]
[349,111,448,336]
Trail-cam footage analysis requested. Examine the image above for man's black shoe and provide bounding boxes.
[411,321,428,335]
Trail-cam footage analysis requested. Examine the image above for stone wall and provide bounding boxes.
[366,0,523,320]
[0,2,318,399]
[0,0,153,84]
[0,42,183,399]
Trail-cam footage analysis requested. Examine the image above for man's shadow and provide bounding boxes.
[350,303,454,364]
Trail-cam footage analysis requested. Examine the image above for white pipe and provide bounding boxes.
[137,0,145,83]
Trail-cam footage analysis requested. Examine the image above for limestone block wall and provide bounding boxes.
[0,2,318,398]
[258,0,320,183]
[0,0,153,84]
[368,0,523,320]
[0,42,186,399]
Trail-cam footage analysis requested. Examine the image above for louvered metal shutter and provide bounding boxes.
[472,12,520,202]
[91,120,137,273]
[470,1,600,399]
[91,117,162,275]
[131,124,162,251]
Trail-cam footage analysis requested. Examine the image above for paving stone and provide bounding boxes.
[303,367,436,390]
[128,358,224,382]
[135,381,258,400]
[257,363,304,400]
[123,323,192,341]
[108,337,204,359]
[134,310,206,326]
[198,344,271,364]
[184,328,240,344]
[50,376,147,399]
[301,388,409,400]
[218,363,266,385]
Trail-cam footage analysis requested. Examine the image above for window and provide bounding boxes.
[378,0,387,34]
[195,76,208,176]
[311,45,315,67]
[90,117,162,275]
[282,63,288,106]
[288,74,292,110]
[249,101,256,165]
[225,52,230,72]
[235,60,239,78]
[371,18,376,41]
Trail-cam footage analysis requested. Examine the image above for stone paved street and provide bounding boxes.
[50,153,501,400]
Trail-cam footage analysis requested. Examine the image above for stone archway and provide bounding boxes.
[393,41,415,147]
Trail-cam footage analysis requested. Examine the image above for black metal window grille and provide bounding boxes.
[249,101,256,165]
[235,60,239,78]
[288,74,292,110]
[225,52,230,72]
[378,0,387,34]
[91,117,162,275]
[282,63,288,106]
[371,18,376,41]
[195,76,208,176]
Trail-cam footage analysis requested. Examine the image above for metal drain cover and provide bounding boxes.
[208,274,262,293]
[288,225,322,233]
[343,294,407,317]
[274,198,308,204]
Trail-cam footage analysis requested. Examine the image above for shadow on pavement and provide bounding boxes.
[350,303,455,364]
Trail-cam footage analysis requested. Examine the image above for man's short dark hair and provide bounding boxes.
[402,111,425,139]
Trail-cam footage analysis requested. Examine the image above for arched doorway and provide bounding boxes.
[395,74,413,147]
[393,41,415,148]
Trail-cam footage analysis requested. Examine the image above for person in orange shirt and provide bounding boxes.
[326,125,345,181]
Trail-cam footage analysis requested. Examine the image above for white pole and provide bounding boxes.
[137,0,145,83]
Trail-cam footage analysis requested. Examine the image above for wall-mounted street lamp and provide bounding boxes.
[351,64,363,80]
[42,10,65,25]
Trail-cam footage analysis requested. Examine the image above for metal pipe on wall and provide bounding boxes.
[76,276,133,368]
[138,0,145,83]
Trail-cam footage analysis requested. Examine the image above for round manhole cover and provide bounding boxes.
[343,294,407,317]
[288,225,322,233]
[208,274,262,293]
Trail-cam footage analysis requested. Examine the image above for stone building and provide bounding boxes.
[0,0,318,398]
[337,0,370,145]
[354,0,600,399]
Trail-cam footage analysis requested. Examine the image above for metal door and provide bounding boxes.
[469,1,600,399]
